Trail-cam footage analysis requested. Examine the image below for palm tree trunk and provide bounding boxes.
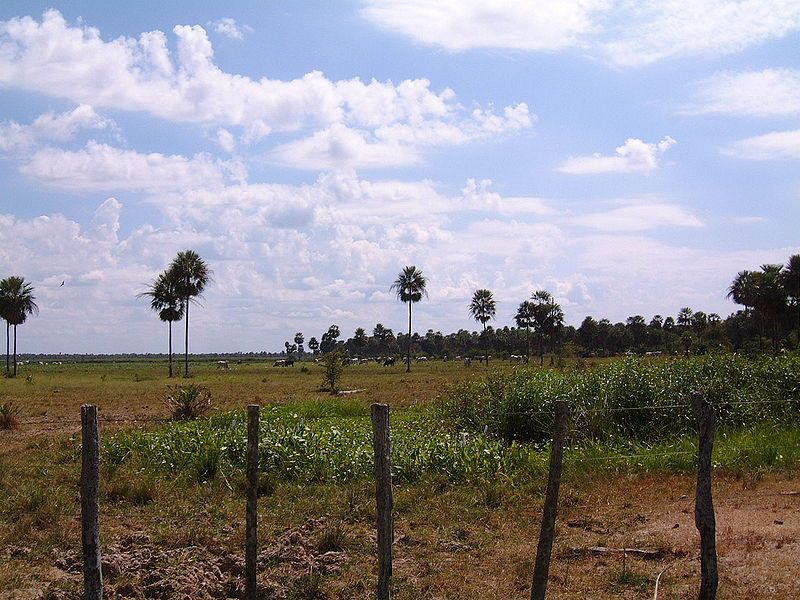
[5,321,9,374]
[184,298,190,377]
[407,300,412,373]
[12,324,17,377]
[168,320,173,378]
[483,322,488,366]
[539,334,544,367]
[526,326,530,363]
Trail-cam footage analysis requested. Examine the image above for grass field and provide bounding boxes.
[1,357,799,599]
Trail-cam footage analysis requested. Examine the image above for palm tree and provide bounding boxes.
[390,266,427,372]
[530,290,564,366]
[138,271,183,377]
[469,289,496,365]
[755,264,788,352]
[0,277,13,374]
[727,270,756,316]
[514,300,535,363]
[167,250,212,377]
[782,255,800,334]
[1,277,38,377]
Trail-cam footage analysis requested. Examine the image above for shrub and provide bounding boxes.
[165,384,212,420]
[0,402,20,430]
[320,351,348,393]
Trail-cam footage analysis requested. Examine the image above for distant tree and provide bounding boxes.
[727,270,757,316]
[0,277,38,377]
[353,327,368,352]
[468,289,496,365]
[294,332,305,356]
[515,300,535,363]
[663,316,675,331]
[649,315,663,329]
[320,350,348,393]
[754,264,788,351]
[167,250,212,376]
[625,315,647,350]
[308,336,320,355]
[530,290,564,366]
[138,271,184,377]
[320,324,341,353]
[390,266,428,372]
[677,307,694,328]
[782,255,800,333]
[284,341,298,358]
[0,278,13,374]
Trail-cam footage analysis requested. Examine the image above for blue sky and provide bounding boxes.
[0,1,798,353]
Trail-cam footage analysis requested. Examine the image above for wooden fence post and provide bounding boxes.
[692,391,718,600]
[531,400,570,600]
[371,403,393,600]
[80,404,103,600]
[245,404,260,600]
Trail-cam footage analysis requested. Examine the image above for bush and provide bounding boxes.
[0,402,20,430]
[165,384,213,420]
[437,354,800,443]
[320,351,348,393]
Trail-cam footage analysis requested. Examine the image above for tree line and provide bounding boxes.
[287,255,800,365]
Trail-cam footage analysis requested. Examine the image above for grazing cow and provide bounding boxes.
[382,357,395,367]
[463,357,472,367]
[284,358,295,367]
[216,360,230,370]
[273,359,286,367]
[416,356,428,363]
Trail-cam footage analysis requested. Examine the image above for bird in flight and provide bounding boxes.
[60,281,65,286]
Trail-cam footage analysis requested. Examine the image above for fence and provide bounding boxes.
[68,393,740,599]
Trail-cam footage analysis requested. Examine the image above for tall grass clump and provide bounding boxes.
[0,402,20,430]
[165,384,213,420]
[437,354,800,443]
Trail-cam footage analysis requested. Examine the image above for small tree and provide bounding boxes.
[308,336,320,355]
[294,332,305,356]
[320,351,348,393]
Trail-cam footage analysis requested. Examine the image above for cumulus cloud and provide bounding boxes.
[271,103,532,169]
[208,18,251,40]
[0,10,532,169]
[722,129,800,160]
[684,68,800,117]
[0,105,114,153]
[19,141,246,192]
[558,136,676,174]
[571,201,704,231]
[362,0,800,68]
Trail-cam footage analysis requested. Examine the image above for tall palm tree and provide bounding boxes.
[0,277,13,374]
[390,266,427,372]
[138,271,183,377]
[1,277,38,377]
[530,290,564,366]
[167,250,212,377]
[755,264,788,352]
[727,270,756,316]
[469,289,496,365]
[514,300,535,363]
[782,255,800,334]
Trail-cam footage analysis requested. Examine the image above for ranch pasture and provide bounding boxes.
[1,356,799,599]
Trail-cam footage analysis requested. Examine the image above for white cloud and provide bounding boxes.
[0,11,530,145]
[215,128,236,152]
[685,68,800,117]
[571,201,704,231]
[722,129,800,160]
[0,105,114,153]
[730,215,768,223]
[362,0,800,68]
[271,103,532,169]
[208,18,251,40]
[558,136,676,174]
[362,0,608,52]
[19,141,246,192]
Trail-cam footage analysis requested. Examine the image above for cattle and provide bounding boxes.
[216,360,230,370]
[510,354,525,364]
[382,357,395,367]
[272,358,295,367]
[463,357,472,367]
[416,356,429,363]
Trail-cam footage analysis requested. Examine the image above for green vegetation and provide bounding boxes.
[438,354,800,443]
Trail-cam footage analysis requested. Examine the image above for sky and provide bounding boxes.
[0,1,799,354]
